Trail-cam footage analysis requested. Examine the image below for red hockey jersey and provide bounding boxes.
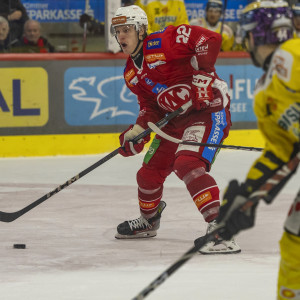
[123,24,229,133]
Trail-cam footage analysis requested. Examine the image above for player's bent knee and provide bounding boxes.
[173,155,206,182]
[137,167,165,189]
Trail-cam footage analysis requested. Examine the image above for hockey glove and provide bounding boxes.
[119,124,150,157]
[216,180,258,240]
[191,70,215,110]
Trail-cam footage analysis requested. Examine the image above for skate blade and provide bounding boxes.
[199,248,241,255]
[115,230,157,239]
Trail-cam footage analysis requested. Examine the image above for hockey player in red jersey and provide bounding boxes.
[111,5,241,254]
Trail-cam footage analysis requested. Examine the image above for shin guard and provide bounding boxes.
[174,155,220,222]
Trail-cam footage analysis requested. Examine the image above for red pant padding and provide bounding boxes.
[174,155,220,222]
[173,155,206,180]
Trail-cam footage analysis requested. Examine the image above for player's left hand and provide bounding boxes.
[191,70,215,110]
[216,180,258,240]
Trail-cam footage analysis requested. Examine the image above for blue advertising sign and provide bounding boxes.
[64,64,263,126]
[215,64,263,122]
[22,0,249,23]
[64,67,138,126]
[184,0,248,22]
[22,0,105,23]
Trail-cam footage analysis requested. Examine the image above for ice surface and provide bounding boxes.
[0,150,298,300]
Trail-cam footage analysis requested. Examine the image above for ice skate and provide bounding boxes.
[199,220,241,255]
[115,201,166,239]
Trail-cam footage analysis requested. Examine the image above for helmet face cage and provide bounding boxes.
[111,5,148,37]
[240,1,293,47]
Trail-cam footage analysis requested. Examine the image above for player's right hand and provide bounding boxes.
[191,70,215,110]
[119,124,150,157]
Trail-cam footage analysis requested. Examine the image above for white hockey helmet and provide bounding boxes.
[111,5,148,36]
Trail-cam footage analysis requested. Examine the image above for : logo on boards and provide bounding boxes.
[0,68,49,128]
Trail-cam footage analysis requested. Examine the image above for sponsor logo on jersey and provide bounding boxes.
[196,44,209,55]
[129,76,138,86]
[145,53,166,63]
[147,38,162,49]
[157,84,191,111]
[184,129,199,142]
[196,34,209,47]
[145,78,155,86]
[125,68,136,87]
[152,83,168,95]
[150,28,166,35]
[147,60,166,69]
[278,102,300,134]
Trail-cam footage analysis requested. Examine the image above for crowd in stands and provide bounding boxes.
[1,0,300,53]
[121,0,300,52]
[0,0,54,53]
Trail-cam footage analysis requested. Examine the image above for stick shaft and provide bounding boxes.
[0,101,192,223]
[132,234,215,300]
[181,141,263,152]
[0,149,120,222]
[148,121,263,152]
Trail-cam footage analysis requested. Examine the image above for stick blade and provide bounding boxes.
[147,122,182,143]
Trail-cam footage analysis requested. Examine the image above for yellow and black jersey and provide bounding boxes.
[245,38,300,235]
[136,0,189,34]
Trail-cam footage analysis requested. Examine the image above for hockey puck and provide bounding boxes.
[13,244,26,249]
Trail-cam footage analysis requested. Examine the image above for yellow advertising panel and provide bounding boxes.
[0,68,48,127]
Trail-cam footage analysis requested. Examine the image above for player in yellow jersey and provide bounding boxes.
[190,0,234,51]
[134,0,189,34]
[292,3,300,38]
[214,1,300,299]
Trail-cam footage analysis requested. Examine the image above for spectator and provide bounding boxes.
[134,0,189,34]
[190,0,234,51]
[0,0,28,41]
[13,20,55,53]
[0,16,17,52]
[292,3,300,38]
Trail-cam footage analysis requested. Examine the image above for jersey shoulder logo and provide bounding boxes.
[147,38,162,49]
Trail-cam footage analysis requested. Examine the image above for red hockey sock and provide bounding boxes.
[137,168,165,218]
[174,155,220,222]
[138,185,163,218]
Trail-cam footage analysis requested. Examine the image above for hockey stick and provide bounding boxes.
[0,101,192,223]
[148,122,263,152]
[132,149,300,300]
[82,0,90,52]
[219,0,228,37]
[131,232,217,300]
